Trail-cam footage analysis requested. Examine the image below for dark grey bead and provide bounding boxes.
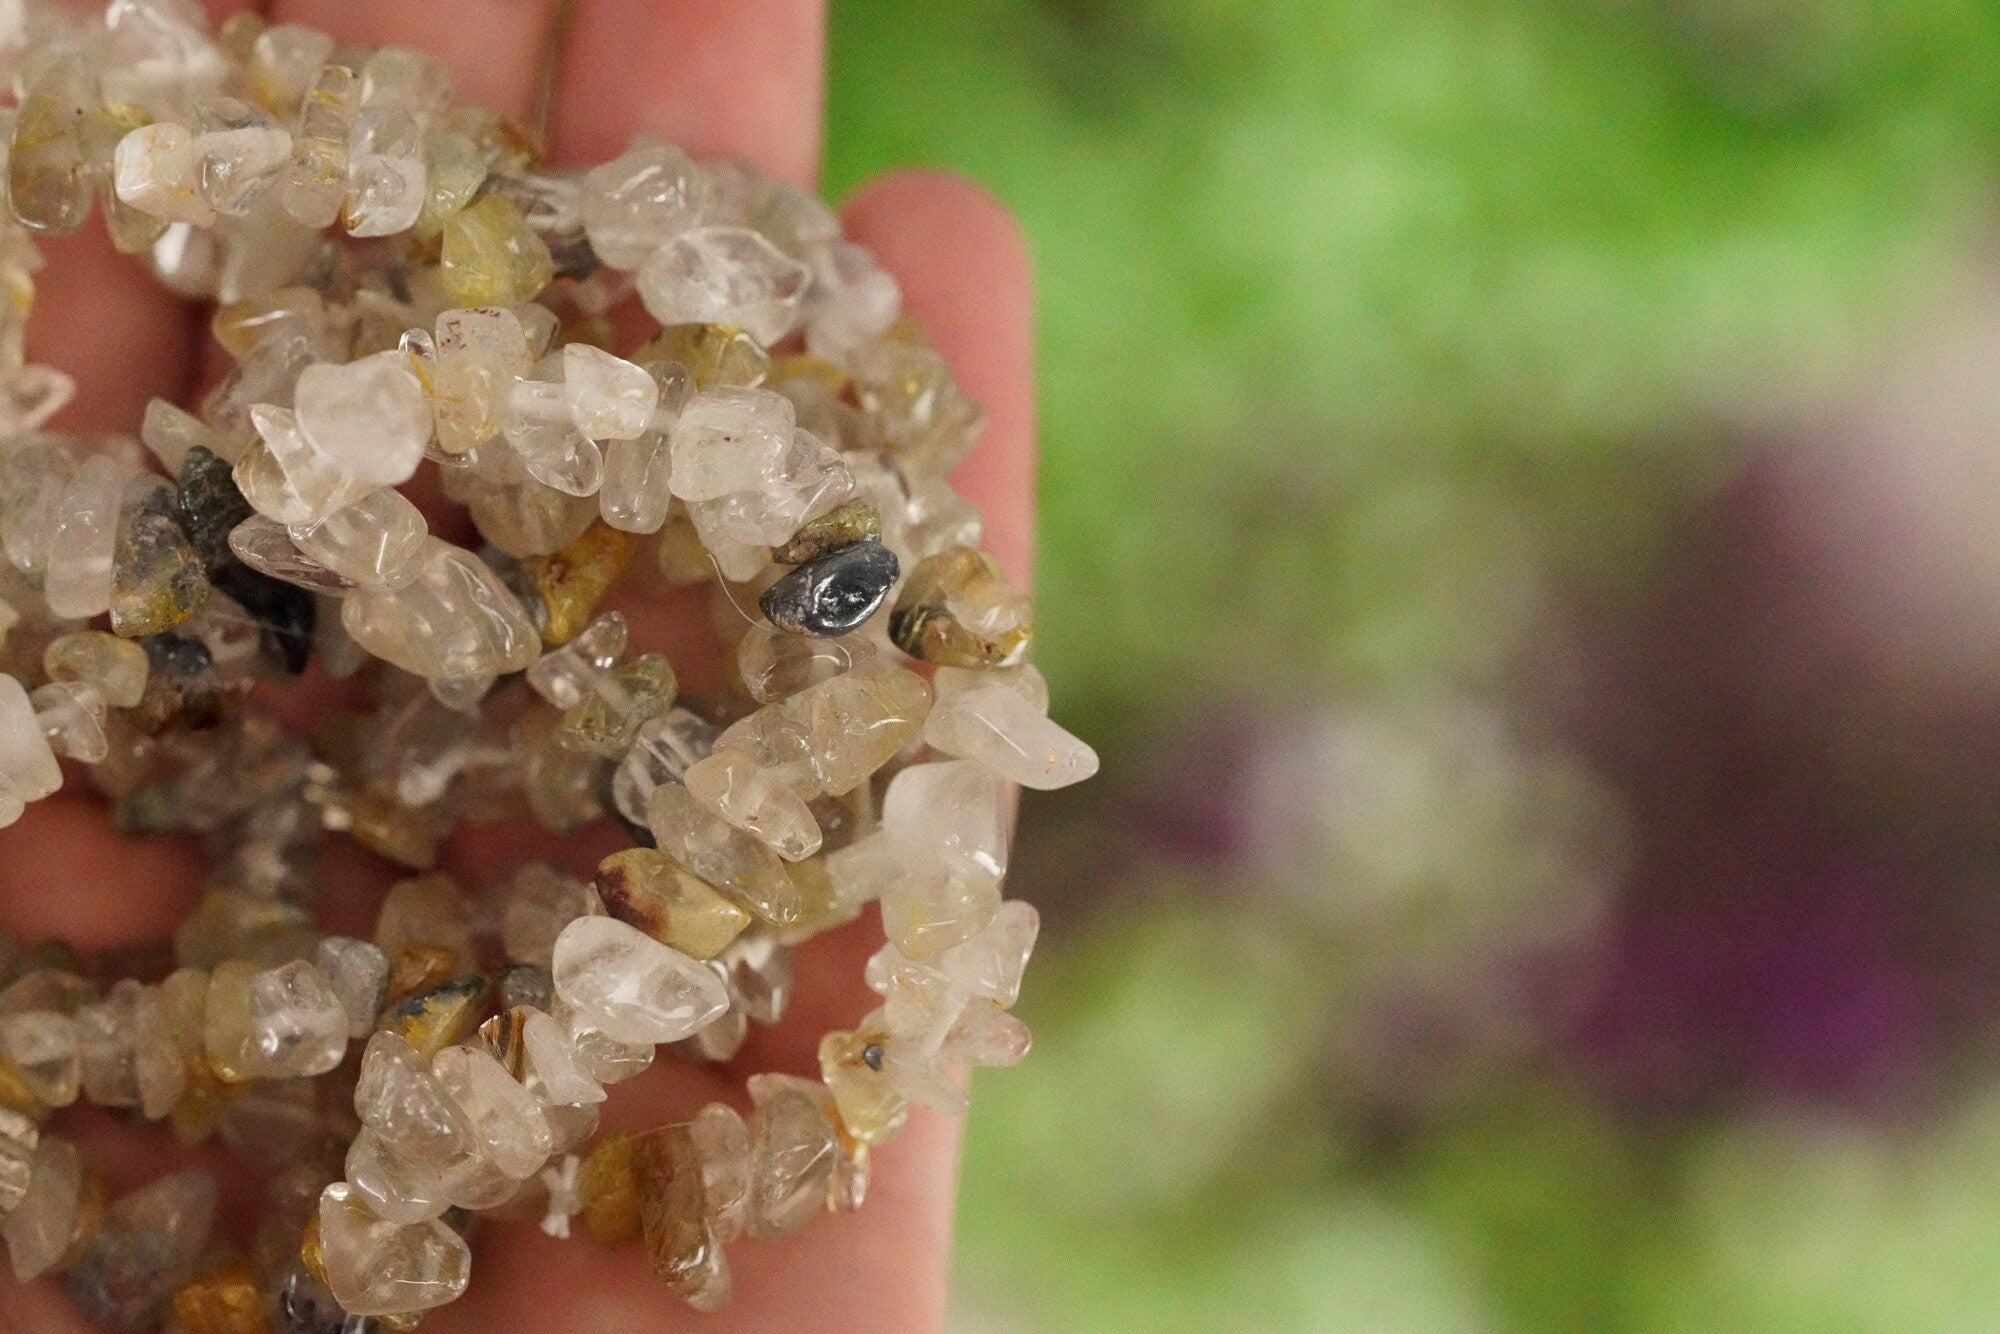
[758,539,899,637]
[174,444,253,571]
[278,1264,382,1334]
[213,561,316,675]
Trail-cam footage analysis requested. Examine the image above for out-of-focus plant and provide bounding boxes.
[828,0,2000,726]
[822,2,2000,1330]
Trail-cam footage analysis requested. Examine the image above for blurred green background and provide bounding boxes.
[825,2,2000,1330]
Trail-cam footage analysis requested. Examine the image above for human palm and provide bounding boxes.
[0,1,1034,1329]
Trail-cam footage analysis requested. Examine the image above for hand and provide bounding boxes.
[0,1,1034,1329]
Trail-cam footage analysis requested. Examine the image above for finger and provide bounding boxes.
[0,795,202,950]
[428,1107,958,1334]
[29,228,199,435]
[841,170,1037,584]
[267,0,564,121]
[548,0,825,185]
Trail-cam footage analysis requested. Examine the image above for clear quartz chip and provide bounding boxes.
[551,915,729,1046]
[294,351,433,487]
[317,1180,471,1318]
[638,226,810,345]
[564,344,658,441]
[580,139,709,269]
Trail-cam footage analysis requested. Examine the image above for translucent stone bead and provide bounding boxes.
[743,1074,838,1240]
[849,338,988,476]
[430,306,531,455]
[736,624,855,703]
[143,399,228,476]
[129,985,185,1121]
[638,322,769,390]
[432,1044,553,1180]
[889,545,1032,667]
[375,874,477,976]
[111,481,210,637]
[937,996,1032,1069]
[870,760,1012,959]
[8,57,98,236]
[194,121,291,218]
[819,1028,908,1147]
[294,352,432,488]
[579,140,709,269]
[520,1008,605,1107]
[564,344,658,441]
[291,486,426,590]
[600,428,676,535]
[937,899,1039,1007]
[314,936,389,1039]
[0,675,60,822]
[594,848,751,960]
[282,63,358,229]
[441,194,554,308]
[75,981,142,1108]
[806,240,902,360]
[775,497,882,566]
[316,1181,471,1318]
[684,749,822,861]
[559,653,678,757]
[878,866,1005,969]
[634,1124,729,1311]
[248,24,333,115]
[0,1011,77,1108]
[205,959,347,1080]
[874,1036,967,1115]
[114,123,214,225]
[529,520,633,645]
[348,1040,480,1220]
[229,514,361,594]
[683,1008,749,1064]
[31,680,108,764]
[544,1100,601,1159]
[886,759,1009,881]
[526,609,626,709]
[575,1130,641,1243]
[2,1136,82,1281]
[237,404,371,528]
[0,1107,34,1220]
[342,538,540,681]
[417,128,487,237]
[646,784,803,926]
[639,227,809,345]
[612,707,717,826]
[44,632,149,709]
[719,665,932,800]
[167,1257,265,1334]
[499,862,598,971]
[550,916,729,1046]
[505,377,603,497]
[667,387,795,502]
[65,1170,216,1331]
[923,671,1098,790]
[45,455,134,620]
[344,113,425,238]
[556,999,655,1085]
[688,1102,750,1240]
[865,947,969,1052]
[687,427,854,551]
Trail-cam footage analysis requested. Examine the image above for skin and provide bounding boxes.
[0,1,1035,1329]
